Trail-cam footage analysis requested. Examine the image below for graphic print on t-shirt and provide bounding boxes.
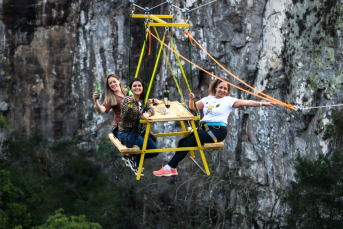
[205,101,221,115]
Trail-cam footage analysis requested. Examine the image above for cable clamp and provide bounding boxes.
[145,6,149,14]
[294,106,302,111]
[130,0,135,13]
[185,8,189,15]
[168,1,172,6]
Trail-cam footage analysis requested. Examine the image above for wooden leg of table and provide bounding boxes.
[190,121,210,176]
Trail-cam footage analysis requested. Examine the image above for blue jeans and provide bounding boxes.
[118,131,159,167]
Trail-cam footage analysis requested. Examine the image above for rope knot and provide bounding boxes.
[146,29,151,55]
[287,104,295,110]
[185,30,193,46]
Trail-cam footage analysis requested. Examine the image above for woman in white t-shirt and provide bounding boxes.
[153,77,275,177]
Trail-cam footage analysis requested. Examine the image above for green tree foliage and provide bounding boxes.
[0,115,11,131]
[33,209,101,229]
[284,109,343,228]
[0,170,31,229]
[0,135,135,228]
[284,151,343,228]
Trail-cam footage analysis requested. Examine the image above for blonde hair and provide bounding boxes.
[104,74,128,106]
[209,77,231,96]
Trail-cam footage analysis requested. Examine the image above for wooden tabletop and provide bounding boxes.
[146,101,196,122]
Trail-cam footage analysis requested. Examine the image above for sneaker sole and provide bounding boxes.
[153,173,172,177]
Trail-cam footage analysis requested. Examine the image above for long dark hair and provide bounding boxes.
[129,78,145,100]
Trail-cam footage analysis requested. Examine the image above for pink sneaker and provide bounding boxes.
[153,166,172,177]
[171,168,178,176]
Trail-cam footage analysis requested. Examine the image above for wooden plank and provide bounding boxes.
[148,101,195,122]
[203,142,224,149]
[108,133,141,153]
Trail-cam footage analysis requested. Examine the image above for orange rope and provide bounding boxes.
[185,31,294,109]
[148,30,295,110]
[148,29,151,55]
[185,30,193,46]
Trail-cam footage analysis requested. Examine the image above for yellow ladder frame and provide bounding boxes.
[131,14,190,27]
[134,117,224,180]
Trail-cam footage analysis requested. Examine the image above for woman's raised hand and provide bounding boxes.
[127,96,134,103]
[93,92,99,101]
[189,93,195,100]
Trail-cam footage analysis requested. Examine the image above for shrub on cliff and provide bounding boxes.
[284,109,343,228]
[284,150,343,228]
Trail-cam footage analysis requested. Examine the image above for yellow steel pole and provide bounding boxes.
[136,123,151,180]
[190,120,210,175]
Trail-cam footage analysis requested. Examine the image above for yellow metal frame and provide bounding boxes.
[134,117,210,180]
[131,14,190,27]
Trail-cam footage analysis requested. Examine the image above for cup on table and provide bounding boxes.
[165,100,170,109]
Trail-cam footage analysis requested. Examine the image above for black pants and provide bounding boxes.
[168,126,227,168]
[112,126,119,138]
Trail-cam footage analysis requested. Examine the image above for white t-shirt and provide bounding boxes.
[200,96,238,124]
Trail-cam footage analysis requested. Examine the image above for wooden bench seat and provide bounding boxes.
[108,133,141,154]
[187,127,224,149]
[109,133,223,153]
[203,142,224,149]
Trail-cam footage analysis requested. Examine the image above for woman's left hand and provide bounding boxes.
[141,112,150,120]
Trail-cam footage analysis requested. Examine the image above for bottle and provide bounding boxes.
[128,89,133,108]
[95,82,100,100]
[163,82,170,102]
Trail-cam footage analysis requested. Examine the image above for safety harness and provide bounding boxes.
[199,122,226,143]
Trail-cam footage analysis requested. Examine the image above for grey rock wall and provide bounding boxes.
[1,0,342,227]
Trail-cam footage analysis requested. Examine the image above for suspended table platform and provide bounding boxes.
[108,101,224,180]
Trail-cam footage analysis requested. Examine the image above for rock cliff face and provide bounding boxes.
[1,0,342,227]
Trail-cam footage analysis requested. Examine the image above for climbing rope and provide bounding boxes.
[184,31,295,110]
[134,4,145,11]
[150,0,169,10]
[171,0,219,12]
[144,29,167,105]
[153,27,185,104]
[147,30,296,110]
[134,32,149,79]
[299,104,343,110]
[189,0,219,12]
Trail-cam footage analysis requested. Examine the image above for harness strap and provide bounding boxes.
[202,123,218,143]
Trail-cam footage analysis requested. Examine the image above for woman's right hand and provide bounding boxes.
[189,93,195,100]
[127,96,134,103]
[93,92,99,101]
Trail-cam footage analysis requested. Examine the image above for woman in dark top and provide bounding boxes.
[118,78,159,176]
